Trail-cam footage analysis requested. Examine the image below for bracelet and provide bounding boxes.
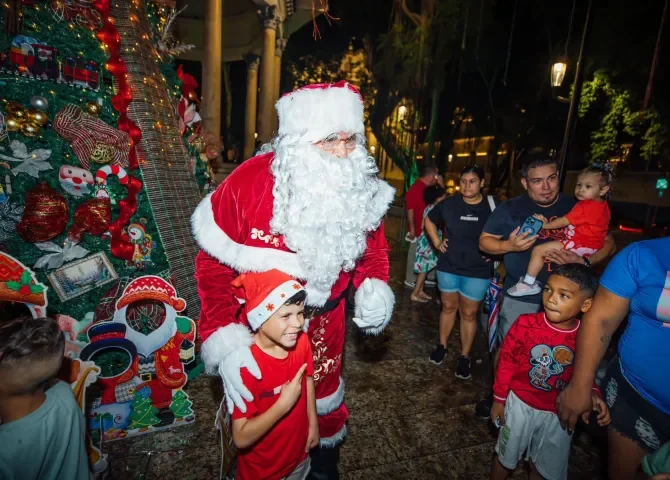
[583,257,591,267]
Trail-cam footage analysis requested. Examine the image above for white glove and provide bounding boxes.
[218,346,261,414]
[353,278,395,335]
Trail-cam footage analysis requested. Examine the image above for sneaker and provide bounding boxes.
[455,355,472,380]
[475,394,493,419]
[507,279,542,297]
[404,280,416,288]
[429,344,447,365]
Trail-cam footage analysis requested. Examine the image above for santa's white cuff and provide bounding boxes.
[201,323,254,374]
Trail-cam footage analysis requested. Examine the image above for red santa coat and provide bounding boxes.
[192,153,395,445]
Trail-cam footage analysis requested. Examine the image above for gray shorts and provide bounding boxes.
[496,295,542,347]
[495,391,572,480]
[283,457,311,480]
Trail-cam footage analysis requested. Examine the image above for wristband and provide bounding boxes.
[583,257,591,268]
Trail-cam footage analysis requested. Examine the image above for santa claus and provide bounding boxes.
[191,81,395,476]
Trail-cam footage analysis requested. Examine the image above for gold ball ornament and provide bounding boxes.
[85,101,102,116]
[21,122,41,138]
[5,115,21,132]
[29,109,49,126]
[7,103,27,120]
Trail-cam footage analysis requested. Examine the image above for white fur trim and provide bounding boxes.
[191,192,306,279]
[247,280,305,330]
[316,377,345,415]
[355,278,395,336]
[304,286,330,307]
[319,425,347,447]
[200,323,254,373]
[370,181,396,224]
[276,83,364,143]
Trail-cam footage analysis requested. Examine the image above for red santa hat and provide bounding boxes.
[275,80,365,143]
[116,275,186,312]
[232,269,305,331]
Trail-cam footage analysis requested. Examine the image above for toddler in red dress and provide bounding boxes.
[508,164,613,297]
[230,270,319,480]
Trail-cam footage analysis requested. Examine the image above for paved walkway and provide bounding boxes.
[106,246,605,479]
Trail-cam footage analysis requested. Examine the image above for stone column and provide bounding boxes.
[256,5,279,142]
[271,37,288,134]
[243,54,260,160]
[201,0,223,147]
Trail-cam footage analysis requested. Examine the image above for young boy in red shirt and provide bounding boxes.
[490,264,610,480]
[230,270,319,480]
[508,164,613,297]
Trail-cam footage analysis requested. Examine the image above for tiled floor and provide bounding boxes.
[106,243,606,479]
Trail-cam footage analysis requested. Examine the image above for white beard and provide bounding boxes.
[269,141,389,301]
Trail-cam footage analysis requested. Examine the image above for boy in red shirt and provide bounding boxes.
[230,270,319,480]
[508,164,613,297]
[490,264,610,480]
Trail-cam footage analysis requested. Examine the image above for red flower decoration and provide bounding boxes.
[265,303,275,311]
[292,284,301,290]
[280,293,286,298]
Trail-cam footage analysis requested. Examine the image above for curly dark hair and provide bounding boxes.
[0,316,64,394]
[284,289,307,306]
[551,264,599,296]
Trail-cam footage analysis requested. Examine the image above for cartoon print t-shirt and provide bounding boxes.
[600,238,670,415]
[493,313,599,412]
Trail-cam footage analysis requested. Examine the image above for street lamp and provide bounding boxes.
[398,105,407,121]
[370,145,376,154]
[551,61,567,87]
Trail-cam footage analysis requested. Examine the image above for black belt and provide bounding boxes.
[304,289,348,318]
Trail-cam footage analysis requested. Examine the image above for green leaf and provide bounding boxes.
[29,284,44,294]
[6,281,22,291]
[20,270,31,285]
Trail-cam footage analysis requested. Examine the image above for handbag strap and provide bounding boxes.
[487,195,496,212]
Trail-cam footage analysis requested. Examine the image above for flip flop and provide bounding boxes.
[411,294,429,303]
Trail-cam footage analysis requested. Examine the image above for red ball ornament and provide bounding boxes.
[68,198,112,243]
[16,183,69,243]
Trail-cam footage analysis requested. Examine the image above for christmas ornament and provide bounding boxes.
[126,219,155,270]
[89,142,114,165]
[54,105,131,170]
[0,140,52,178]
[5,102,25,117]
[50,0,104,31]
[29,109,49,126]
[16,182,68,242]
[5,115,20,132]
[0,199,23,242]
[34,239,89,270]
[92,165,142,261]
[68,198,112,243]
[47,252,118,302]
[0,252,48,318]
[2,36,61,82]
[20,122,40,138]
[31,95,49,111]
[59,165,94,197]
[85,101,102,116]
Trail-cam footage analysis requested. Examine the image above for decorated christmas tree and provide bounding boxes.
[170,389,193,419]
[128,389,161,430]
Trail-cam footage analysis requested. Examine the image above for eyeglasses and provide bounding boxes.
[317,133,363,151]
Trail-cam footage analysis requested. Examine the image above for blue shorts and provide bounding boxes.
[437,271,490,302]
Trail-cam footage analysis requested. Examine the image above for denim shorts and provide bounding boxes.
[436,271,490,301]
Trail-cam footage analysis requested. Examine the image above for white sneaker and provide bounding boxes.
[507,280,542,297]
[404,280,416,288]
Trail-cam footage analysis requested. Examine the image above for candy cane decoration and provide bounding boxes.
[94,164,128,199]
[93,165,142,261]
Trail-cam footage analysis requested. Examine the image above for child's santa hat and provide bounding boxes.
[232,269,305,331]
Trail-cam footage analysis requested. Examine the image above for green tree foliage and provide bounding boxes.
[579,70,668,165]
[128,390,161,430]
[169,390,193,419]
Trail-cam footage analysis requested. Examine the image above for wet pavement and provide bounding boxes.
[106,231,606,479]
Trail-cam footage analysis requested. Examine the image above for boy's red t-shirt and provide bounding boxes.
[232,334,314,480]
[564,199,611,250]
[493,313,599,412]
[405,179,428,235]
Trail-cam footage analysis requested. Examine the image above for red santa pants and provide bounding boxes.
[308,299,348,444]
